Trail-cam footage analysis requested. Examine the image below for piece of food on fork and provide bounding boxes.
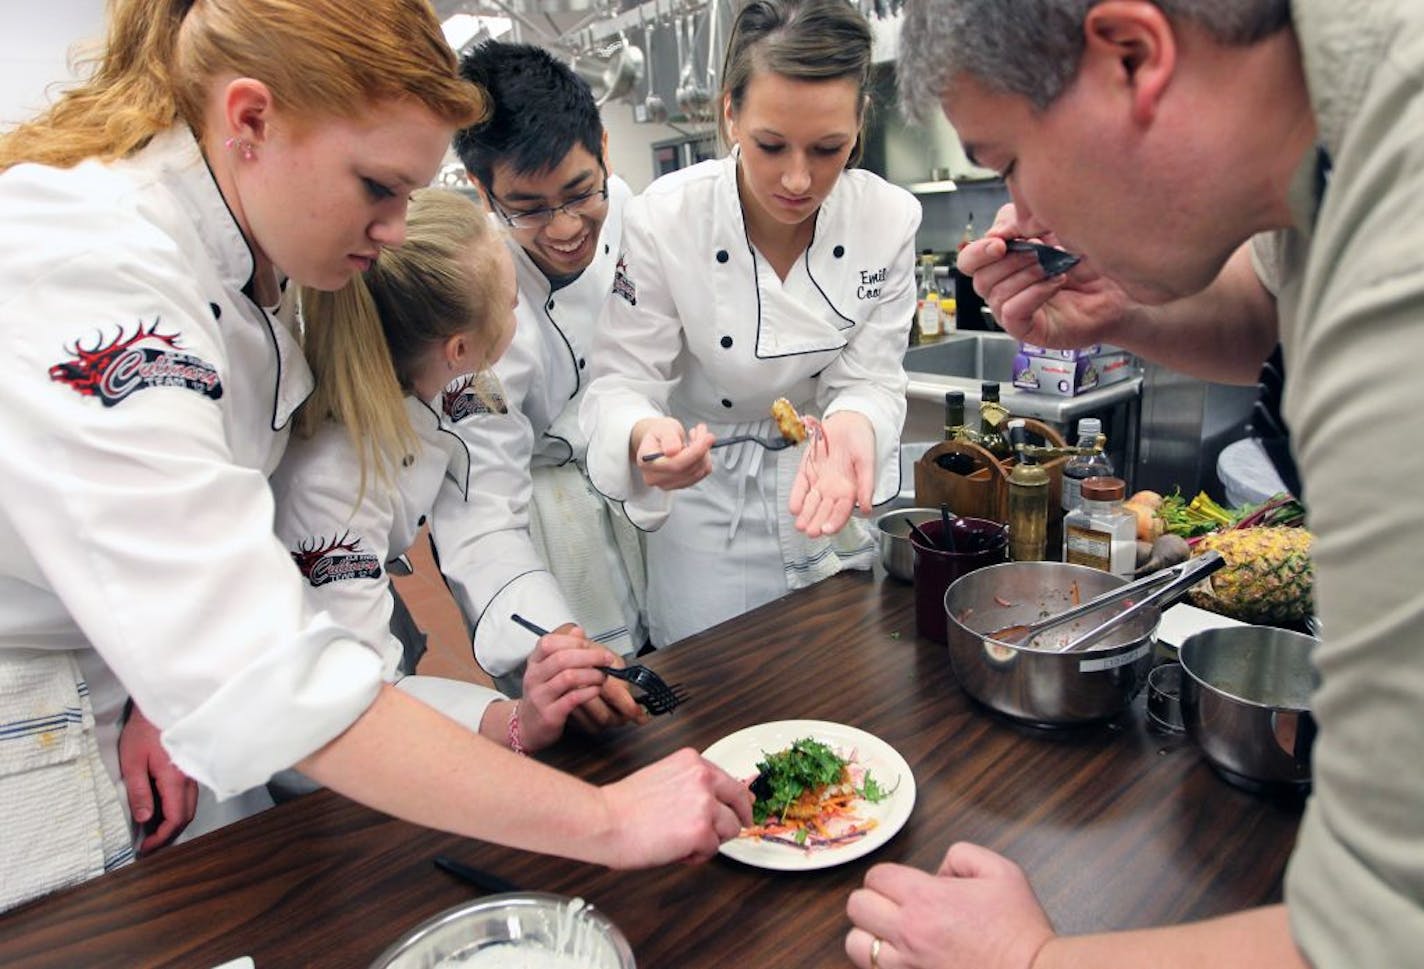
[771,397,808,443]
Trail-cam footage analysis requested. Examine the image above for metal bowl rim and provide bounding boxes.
[943,560,1161,658]
[369,891,635,968]
[1178,628,1318,714]
[873,507,943,534]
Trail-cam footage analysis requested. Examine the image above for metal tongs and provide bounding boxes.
[1053,551,1224,653]
[986,552,1224,654]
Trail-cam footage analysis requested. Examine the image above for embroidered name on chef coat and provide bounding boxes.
[857,266,888,300]
[612,253,636,306]
[48,319,223,407]
[291,532,383,587]
[441,372,508,423]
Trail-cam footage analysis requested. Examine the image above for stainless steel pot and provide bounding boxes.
[943,561,1159,725]
[874,507,940,582]
[1179,625,1318,791]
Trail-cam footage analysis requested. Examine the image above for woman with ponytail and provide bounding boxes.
[0,0,750,911]
[269,189,628,792]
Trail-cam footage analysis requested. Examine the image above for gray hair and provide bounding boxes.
[898,0,1291,118]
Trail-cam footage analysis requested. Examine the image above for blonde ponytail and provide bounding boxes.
[297,279,417,506]
[297,189,505,502]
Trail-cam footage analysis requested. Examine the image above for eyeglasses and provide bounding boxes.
[489,178,609,231]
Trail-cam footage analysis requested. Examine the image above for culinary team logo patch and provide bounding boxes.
[612,253,636,306]
[48,319,223,407]
[441,372,508,422]
[291,532,383,587]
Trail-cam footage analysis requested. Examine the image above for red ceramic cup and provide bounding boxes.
[911,517,1008,644]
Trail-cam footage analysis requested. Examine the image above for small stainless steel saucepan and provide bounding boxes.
[944,561,1162,726]
[1179,625,1319,792]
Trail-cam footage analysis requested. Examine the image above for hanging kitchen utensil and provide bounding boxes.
[679,8,711,120]
[699,0,720,121]
[573,32,645,108]
[640,5,668,124]
[602,33,645,107]
[675,12,697,118]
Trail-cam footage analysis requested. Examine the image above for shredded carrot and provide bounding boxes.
[993,595,1014,607]
[1070,581,1081,605]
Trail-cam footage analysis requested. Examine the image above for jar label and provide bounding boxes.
[917,301,942,336]
[1064,524,1112,571]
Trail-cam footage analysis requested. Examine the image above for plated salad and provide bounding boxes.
[741,737,895,851]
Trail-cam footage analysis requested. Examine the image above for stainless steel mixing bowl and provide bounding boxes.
[370,892,636,968]
[943,561,1160,725]
[1179,625,1319,791]
[875,507,941,582]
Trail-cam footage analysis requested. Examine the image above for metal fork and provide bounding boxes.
[510,614,689,715]
[642,434,795,463]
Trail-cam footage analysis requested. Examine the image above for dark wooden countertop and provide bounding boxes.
[0,572,1302,969]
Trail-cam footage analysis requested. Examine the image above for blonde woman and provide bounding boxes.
[0,0,750,911]
[271,189,623,770]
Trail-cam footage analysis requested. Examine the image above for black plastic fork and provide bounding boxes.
[596,665,690,714]
[510,614,689,715]
[642,434,795,463]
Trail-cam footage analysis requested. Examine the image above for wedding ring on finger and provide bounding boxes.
[870,936,883,969]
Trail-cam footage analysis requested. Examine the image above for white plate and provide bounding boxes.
[703,719,916,871]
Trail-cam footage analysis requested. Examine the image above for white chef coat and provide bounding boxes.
[432,176,647,686]
[270,389,503,728]
[0,127,384,815]
[579,151,919,646]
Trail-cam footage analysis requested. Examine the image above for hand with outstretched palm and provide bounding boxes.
[789,411,876,538]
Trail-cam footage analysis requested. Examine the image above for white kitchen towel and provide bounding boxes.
[0,650,133,912]
[774,437,877,592]
[527,462,647,654]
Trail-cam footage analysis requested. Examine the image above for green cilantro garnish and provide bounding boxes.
[750,737,848,825]
[858,772,886,803]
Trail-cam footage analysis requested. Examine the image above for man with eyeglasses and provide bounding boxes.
[435,40,645,729]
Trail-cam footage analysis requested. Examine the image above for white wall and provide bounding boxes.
[0,0,106,130]
[601,100,720,193]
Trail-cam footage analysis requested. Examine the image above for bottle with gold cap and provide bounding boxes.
[978,381,1012,459]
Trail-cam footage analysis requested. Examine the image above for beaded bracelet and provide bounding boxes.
[506,703,527,756]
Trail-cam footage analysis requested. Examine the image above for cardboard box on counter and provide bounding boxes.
[1012,349,1137,396]
[1017,342,1103,360]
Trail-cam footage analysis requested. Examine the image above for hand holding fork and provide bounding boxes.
[511,614,689,715]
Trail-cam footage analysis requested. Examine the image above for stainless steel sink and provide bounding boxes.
[903,332,1019,383]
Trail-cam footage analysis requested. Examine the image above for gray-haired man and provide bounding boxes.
[845,3,1424,968]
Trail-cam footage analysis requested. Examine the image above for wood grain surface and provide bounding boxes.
[0,572,1302,969]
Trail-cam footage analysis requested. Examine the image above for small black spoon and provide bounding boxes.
[1006,239,1081,277]
[939,504,957,552]
[904,518,942,552]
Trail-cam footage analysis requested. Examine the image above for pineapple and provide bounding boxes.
[1188,527,1314,624]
